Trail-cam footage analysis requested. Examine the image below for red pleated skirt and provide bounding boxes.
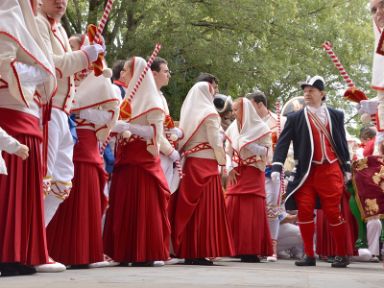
[226,166,273,256]
[46,129,107,265]
[169,157,234,258]
[103,139,170,262]
[0,109,48,265]
[315,191,356,257]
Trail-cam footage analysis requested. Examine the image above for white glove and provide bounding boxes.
[81,44,104,62]
[111,120,130,134]
[167,127,183,139]
[14,62,49,86]
[79,109,112,125]
[129,123,154,140]
[169,149,180,162]
[344,172,352,183]
[376,131,384,144]
[0,127,20,153]
[358,98,379,115]
[247,143,268,156]
[271,171,280,183]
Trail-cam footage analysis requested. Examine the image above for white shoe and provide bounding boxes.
[266,255,278,262]
[152,261,165,267]
[35,258,66,273]
[369,256,380,263]
[89,260,120,268]
[164,258,184,265]
[277,250,291,260]
[353,248,373,262]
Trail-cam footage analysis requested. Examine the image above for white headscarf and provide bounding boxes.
[178,81,218,150]
[0,0,56,105]
[226,97,270,154]
[372,21,384,91]
[126,57,164,120]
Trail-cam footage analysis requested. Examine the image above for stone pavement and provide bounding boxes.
[0,258,383,288]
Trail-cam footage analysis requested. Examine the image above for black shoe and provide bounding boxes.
[14,263,36,275]
[331,256,349,268]
[0,263,19,277]
[68,264,89,269]
[295,255,316,266]
[0,263,36,276]
[240,255,260,263]
[184,258,213,266]
[326,256,335,263]
[131,262,153,267]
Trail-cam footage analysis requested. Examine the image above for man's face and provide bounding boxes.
[152,63,171,89]
[211,81,219,94]
[40,0,68,21]
[303,86,324,107]
[371,0,384,28]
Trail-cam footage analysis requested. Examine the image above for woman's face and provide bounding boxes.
[120,60,133,85]
[30,0,42,15]
[233,100,243,127]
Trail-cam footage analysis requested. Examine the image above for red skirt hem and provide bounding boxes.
[170,157,234,258]
[46,162,106,265]
[0,113,48,265]
[103,140,170,262]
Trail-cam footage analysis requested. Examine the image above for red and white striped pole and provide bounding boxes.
[322,41,367,103]
[275,100,285,206]
[165,131,184,179]
[95,0,114,43]
[322,41,354,88]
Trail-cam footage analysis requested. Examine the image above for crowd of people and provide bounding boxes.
[0,0,383,277]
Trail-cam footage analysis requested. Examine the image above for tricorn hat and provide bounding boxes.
[213,94,233,114]
[300,75,325,91]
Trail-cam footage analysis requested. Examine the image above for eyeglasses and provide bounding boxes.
[371,0,384,15]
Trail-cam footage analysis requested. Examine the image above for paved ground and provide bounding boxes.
[0,258,383,288]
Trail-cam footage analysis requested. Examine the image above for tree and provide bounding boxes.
[64,0,373,122]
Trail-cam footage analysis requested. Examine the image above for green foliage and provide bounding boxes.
[64,0,374,127]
